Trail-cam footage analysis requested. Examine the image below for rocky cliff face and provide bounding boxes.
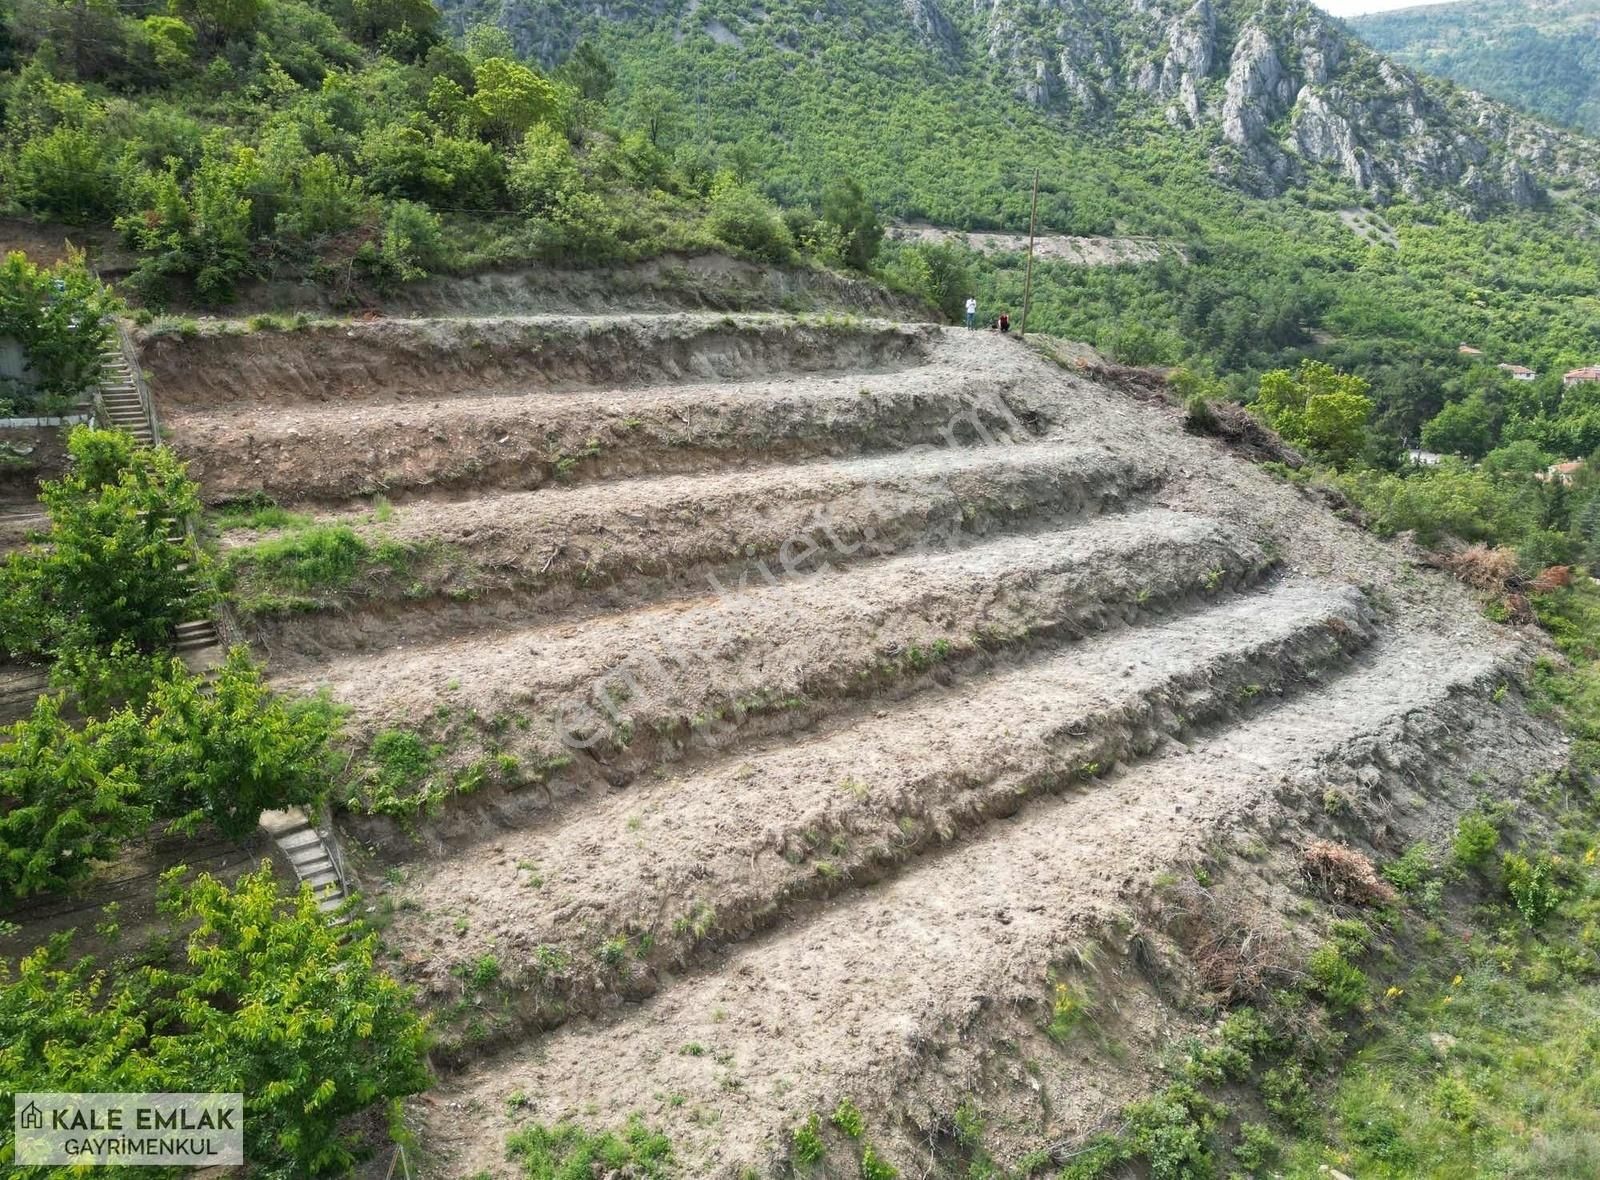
[954,0,1600,207]
[463,0,1600,210]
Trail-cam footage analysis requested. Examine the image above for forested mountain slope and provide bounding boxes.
[452,0,1599,206]
[1354,0,1600,137]
[409,0,1600,457]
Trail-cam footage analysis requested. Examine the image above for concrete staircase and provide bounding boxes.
[260,808,349,914]
[97,330,221,656]
[99,330,342,910]
[96,345,156,446]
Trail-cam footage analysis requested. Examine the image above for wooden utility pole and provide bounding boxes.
[1020,169,1040,337]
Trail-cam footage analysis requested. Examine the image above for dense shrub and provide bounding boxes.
[96,647,340,839]
[2,427,211,661]
[3,649,339,898]
[1253,361,1375,468]
[706,179,794,263]
[0,251,116,404]
[0,866,432,1176]
[1453,812,1500,869]
[882,240,973,322]
[0,694,149,901]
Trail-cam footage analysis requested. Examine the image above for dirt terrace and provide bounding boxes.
[150,312,1558,1177]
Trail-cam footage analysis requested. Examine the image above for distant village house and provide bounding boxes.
[1542,460,1586,486]
[1458,344,1483,356]
[1497,363,1536,381]
[1564,366,1600,387]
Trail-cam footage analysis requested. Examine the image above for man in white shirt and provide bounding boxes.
[964,296,977,329]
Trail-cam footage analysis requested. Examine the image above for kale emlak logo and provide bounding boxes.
[13,1093,243,1166]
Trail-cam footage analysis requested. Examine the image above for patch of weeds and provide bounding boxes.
[226,524,368,597]
[599,935,631,970]
[859,1143,898,1180]
[455,954,501,990]
[671,900,716,941]
[1260,1063,1316,1132]
[1046,980,1090,1042]
[214,494,314,532]
[953,1100,984,1148]
[533,945,568,977]
[831,1097,864,1139]
[1453,811,1500,869]
[1381,842,1435,894]
[345,727,450,819]
[505,1116,672,1179]
[791,1113,825,1166]
[1504,852,1563,926]
[1329,917,1373,959]
[1229,1121,1278,1174]
[1306,945,1369,1012]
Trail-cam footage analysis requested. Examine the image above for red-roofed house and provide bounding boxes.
[1498,363,1536,381]
[1564,366,1600,387]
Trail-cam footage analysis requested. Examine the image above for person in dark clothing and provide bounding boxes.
[997,313,1010,334]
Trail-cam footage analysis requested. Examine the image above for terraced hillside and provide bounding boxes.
[145,310,1559,1176]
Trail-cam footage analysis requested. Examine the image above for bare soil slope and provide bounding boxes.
[149,312,1560,1178]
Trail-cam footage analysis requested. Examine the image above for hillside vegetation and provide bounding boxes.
[1354,0,1600,137]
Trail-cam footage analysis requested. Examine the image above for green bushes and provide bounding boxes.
[1306,944,1370,1011]
[706,178,794,263]
[505,1116,672,1179]
[1,427,209,663]
[0,252,116,408]
[0,694,149,900]
[1453,812,1500,868]
[100,647,340,839]
[1252,361,1375,468]
[1503,852,1563,927]
[0,649,340,900]
[0,865,431,1177]
[881,241,974,322]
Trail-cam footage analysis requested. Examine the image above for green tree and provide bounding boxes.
[508,122,579,216]
[884,241,973,322]
[0,250,116,403]
[12,125,116,224]
[1254,361,1375,467]
[0,866,432,1177]
[0,694,149,902]
[461,19,514,62]
[820,176,882,271]
[1422,393,1498,459]
[626,84,681,148]
[140,14,196,71]
[98,648,339,840]
[349,0,437,53]
[469,56,560,145]
[173,0,261,46]
[6,427,212,660]
[705,177,793,263]
[557,40,615,102]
